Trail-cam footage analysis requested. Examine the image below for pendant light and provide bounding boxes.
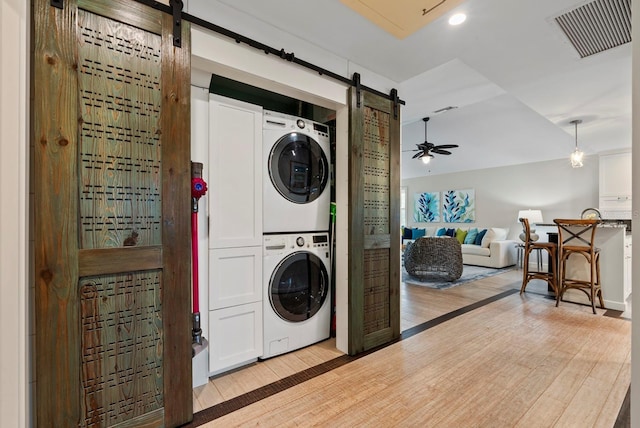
[570,119,584,168]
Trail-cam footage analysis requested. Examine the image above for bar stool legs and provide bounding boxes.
[553,219,603,315]
[519,218,558,296]
[520,245,557,295]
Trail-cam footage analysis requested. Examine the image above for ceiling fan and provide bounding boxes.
[404,117,459,164]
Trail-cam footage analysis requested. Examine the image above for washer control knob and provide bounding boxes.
[296,236,305,247]
[296,119,305,129]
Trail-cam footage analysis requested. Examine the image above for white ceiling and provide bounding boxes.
[190,0,632,179]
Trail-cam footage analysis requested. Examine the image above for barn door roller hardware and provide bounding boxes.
[279,49,295,62]
[390,88,399,119]
[352,73,362,108]
[170,0,183,47]
[130,0,403,103]
[51,0,63,9]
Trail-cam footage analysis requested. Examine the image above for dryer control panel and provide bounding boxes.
[296,233,329,248]
[264,232,329,253]
[263,110,330,140]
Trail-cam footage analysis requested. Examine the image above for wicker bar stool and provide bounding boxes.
[553,218,603,314]
[519,218,557,295]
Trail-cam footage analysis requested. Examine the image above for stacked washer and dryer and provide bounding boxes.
[261,110,332,359]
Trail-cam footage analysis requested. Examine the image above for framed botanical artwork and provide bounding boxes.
[414,192,440,222]
[442,189,475,223]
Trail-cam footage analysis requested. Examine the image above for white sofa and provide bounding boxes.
[461,227,517,268]
[403,226,517,268]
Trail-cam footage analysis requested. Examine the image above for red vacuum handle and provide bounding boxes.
[191,162,207,315]
[191,211,200,313]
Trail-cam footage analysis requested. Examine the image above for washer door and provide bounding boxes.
[268,133,328,204]
[269,251,328,322]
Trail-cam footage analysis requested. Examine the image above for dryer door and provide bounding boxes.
[269,251,328,322]
[268,133,328,204]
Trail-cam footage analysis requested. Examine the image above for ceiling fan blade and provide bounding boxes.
[434,144,459,149]
[431,149,452,155]
[411,151,425,159]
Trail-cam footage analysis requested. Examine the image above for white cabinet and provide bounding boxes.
[208,302,263,375]
[209,94,263,249]
[599,152,632,217]
[209,247,262,310]
[207,95,264,374]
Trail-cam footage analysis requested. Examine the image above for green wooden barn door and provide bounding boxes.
[32,0,192,426]
[347,88,401,354]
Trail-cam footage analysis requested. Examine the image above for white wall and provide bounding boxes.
[402,157,599,239]
[0,0,29,427]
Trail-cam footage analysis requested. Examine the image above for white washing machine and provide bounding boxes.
[262,232,331,359]
[263,110,331,233]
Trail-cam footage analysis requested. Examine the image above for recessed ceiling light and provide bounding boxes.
[448,13,466,26]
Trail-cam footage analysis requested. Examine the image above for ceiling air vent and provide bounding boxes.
[554,0,631,58]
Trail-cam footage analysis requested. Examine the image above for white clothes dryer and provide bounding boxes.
[263,110,331,233]
[262,232,331,359]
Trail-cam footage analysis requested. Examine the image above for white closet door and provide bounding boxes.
[209,95,263,249]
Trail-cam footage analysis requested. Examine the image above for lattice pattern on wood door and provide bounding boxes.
[363,249,390,334]
[363,107,390,236]
[79,271,163,426]
[362,106,392,335]
[78,10,163,249]
[76,9,165,426]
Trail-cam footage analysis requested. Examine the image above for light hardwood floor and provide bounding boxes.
[193,338,344,411]
[193,268,631,427]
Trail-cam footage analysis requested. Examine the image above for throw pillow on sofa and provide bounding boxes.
[445,228,455,237]
[480,228,496,248]
[480,227,509,248]
[436,227,447,236]
[455,228,467,244]
[474,229,487,245]
[463,228,478,244]
[412,228,426,239]
[494,228,509,240]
